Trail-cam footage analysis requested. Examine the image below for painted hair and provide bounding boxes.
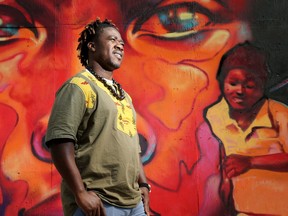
[217,41,270,91]
[77,17,118,66]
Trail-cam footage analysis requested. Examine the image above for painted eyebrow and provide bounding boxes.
[214,0,228,8]
[120,0,163,24]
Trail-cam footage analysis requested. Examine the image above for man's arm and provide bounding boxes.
[50,140,106,216]
[138,157,150,216]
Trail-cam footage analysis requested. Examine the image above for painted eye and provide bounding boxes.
[0,3,47,86]
[246,85,255,89]
[246,81,256,89]
[126,2,231,61]
[0,4,38,43]
[132,3,212,39]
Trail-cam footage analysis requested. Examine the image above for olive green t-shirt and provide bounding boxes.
[45,70,141,216]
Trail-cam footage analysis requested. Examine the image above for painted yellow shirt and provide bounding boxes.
[207,98,288,215]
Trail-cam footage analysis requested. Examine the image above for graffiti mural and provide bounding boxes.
[0,0,288,215]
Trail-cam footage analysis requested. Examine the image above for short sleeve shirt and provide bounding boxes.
[45,70,141,216]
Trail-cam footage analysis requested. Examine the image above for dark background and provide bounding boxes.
[250,0,288,104]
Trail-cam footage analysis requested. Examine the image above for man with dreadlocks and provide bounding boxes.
[45,18,150,216]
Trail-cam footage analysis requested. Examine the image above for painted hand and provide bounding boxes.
[223,154,252,179]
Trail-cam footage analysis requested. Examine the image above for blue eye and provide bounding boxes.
[131,2,216,39]
[0,4,38,42]
[126,1,231,61]
[157,6,205,34]
[0,23,18,37]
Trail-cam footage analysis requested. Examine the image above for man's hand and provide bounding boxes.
[223,154,252,179]
[140,187,150,216]
[75,190,106,216]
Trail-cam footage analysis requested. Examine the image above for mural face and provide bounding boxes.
[0,0,287,215]
[223,69,264,111]
[0,1,73,215]
[119,1,252,215]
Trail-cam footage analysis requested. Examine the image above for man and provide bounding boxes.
[1,1,288,216]
[45,18,150,216]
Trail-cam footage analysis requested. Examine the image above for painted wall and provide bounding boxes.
[0,0,288,215]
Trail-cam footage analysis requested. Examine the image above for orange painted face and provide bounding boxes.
[115,1,252,213]
[0,0,253,215]
[0,1,74,214]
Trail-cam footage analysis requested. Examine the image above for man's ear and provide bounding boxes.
[87,42,96,52]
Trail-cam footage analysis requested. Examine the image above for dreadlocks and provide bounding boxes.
[77,17,118,66]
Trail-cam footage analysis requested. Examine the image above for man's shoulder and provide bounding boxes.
[63,70,97,109]
[66,70,95,91]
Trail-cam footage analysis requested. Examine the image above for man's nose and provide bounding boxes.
[115,42,124,51]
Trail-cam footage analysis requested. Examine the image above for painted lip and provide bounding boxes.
[233,97,245,103]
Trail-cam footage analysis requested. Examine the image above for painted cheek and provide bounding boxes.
[143,61,208,129]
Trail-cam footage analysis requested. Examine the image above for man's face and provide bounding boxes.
[224,69,264,111]
[0,0,253,215]
[93,27,125,71]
